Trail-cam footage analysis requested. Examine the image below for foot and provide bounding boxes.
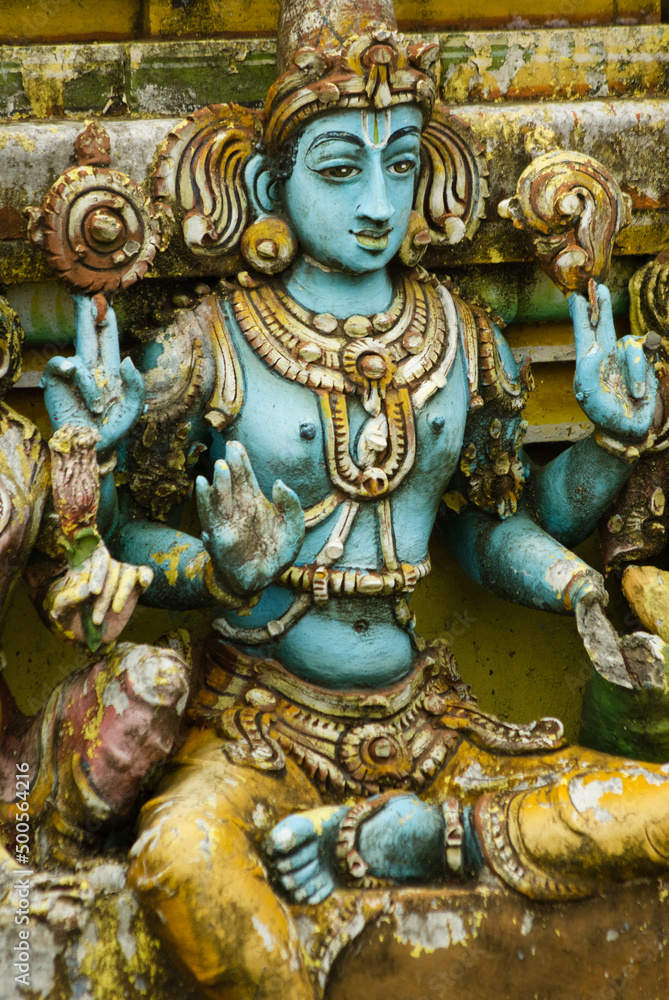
[263,805,347,904]
[263,795,446,904]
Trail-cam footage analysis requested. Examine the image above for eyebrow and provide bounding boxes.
[307,131,365,152]
[387,126,421,144]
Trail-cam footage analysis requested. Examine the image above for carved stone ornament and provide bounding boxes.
[152,104,264,258]
[498,144,632,309]
[26,121,163,293]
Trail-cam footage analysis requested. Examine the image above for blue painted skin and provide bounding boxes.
[42,106,657,897]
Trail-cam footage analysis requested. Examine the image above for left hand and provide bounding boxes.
[39,543,153,646]
[571,283,657,440]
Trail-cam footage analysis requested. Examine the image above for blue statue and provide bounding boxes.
[39,0,669,996]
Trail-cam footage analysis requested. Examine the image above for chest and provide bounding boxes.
[210,319,470,514]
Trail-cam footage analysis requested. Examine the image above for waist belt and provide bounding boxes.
[278,556,430,603]
[190,640,566,799]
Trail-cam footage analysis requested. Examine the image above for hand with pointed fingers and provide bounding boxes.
[571,284,657,441]
[40,543,153,646]
[263,806,348,905]
[196,440,305,597]
[41,293,145,453]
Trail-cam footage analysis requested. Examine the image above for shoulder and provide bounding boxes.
[433,277,531,415]
[134,292,243,432]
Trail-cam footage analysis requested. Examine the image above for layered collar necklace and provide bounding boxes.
[231,272,458,502]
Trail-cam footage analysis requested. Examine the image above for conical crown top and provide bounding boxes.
[276,0,398,76]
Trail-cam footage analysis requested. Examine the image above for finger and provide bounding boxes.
[213,460,234,519]
[88,546,111,596]
[92,558,121,625]
[42,356,103,415]
[304,881,335,905]
[98,304,121,376]
[119,357,146,412]
[569,284,616,359]
[72,294,100,370]
[226,441,261,502]
[138,566,154,590]
[280,858,320,892]
[622,336,647,400]
[51,576,90,618]
[264,818,316,857]
[111,566,142,615]
[195,476,213,525]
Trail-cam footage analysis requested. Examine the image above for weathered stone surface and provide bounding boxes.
[1,101,669,283]
[3,868,668,999]
[1,28,669,119]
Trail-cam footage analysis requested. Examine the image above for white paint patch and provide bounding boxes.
[394,907,468,951]
[606,929,619,942]
[252,803,270,828]
[116,895,138,962]
[624,766,669,787]
[252,915,276,953]
[568,775,624,823]
[521,911,534,937]
[101,676,130,715]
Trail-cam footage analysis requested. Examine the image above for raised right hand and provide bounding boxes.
[41,293,145,452]
[196,441,305,596]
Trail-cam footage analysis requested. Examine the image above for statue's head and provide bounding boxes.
[247,105,423,275]
[155,0,487,276]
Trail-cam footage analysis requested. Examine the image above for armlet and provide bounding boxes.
[123,294,243,521]
[450,299,533,520]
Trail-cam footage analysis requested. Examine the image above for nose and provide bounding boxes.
[356,157,394,227]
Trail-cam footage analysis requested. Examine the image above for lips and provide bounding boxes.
[353,229,390,250]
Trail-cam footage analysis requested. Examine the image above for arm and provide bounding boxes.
[43,292,304,612]
[527,283,658,547]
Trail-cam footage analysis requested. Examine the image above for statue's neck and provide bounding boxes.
[283,256,394,318]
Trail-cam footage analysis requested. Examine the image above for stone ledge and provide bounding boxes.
[2,862,668,999]
[0,26,668,119]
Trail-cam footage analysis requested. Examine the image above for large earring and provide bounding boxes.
[241,216,298,274]
[398,211,431,267]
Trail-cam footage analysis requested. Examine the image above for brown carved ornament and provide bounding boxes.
[26,121,163,294]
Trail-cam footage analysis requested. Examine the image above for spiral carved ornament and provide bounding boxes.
[26,123,162,294]
[498,149,632,296]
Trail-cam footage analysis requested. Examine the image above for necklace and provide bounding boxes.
[231,273,457,501]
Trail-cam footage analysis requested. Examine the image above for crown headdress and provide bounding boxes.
[264,0,439,152]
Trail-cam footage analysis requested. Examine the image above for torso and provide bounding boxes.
[211,276,470,688]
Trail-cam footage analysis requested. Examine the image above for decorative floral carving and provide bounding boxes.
[26,123,162,293]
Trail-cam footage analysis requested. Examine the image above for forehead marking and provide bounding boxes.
[361,109,392,149]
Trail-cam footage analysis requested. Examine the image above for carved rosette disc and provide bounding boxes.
[498,149,631,296]
[29,166,161,293]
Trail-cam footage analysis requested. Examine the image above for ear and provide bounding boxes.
[244,154,281,217]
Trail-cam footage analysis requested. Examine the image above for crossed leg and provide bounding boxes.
[127,726,324,1000]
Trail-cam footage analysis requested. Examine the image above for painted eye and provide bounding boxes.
[389,160,415,174]
[319,165,359,179]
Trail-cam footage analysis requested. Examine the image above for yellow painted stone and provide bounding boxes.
[141,0,658,37]
[0,0,140,41]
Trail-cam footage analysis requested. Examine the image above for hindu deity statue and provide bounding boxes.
[36,0,669,996]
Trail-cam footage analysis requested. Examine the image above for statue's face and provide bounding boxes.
[280,105,422,274]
